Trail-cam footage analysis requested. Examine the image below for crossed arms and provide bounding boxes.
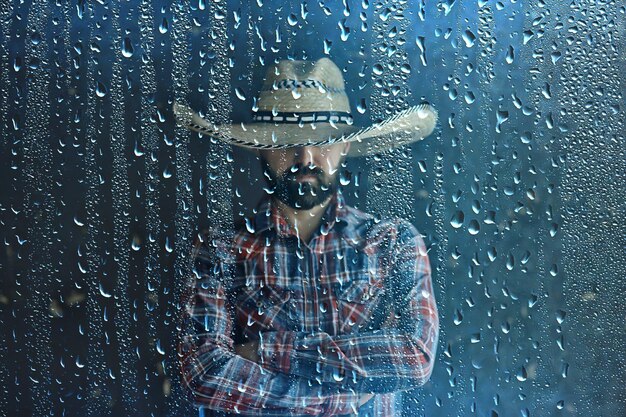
[178,223,439,416]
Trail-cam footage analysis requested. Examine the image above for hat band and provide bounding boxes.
[252,110,354,124]
[262,79,344,94]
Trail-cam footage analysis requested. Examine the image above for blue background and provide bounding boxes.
[0,0,624,416]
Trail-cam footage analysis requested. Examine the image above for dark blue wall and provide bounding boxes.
[0,0,624,416]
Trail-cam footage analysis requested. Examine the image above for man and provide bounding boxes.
[175,58,439,416]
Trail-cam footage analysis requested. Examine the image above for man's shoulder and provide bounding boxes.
[340,204,424,249]
[191,228,237,262]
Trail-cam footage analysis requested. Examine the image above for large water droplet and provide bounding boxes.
[121,37,134,58]
[462,30,476,48]
[99,283,112,298]
[159,17,169,34]
[245,218,256,234]
[468,220,480,235]
[356,99,367,114]
[323,39,332,54]
[505,45,515,64]
[453,309,463,325]
[235,87,246,101]
[441,0,456,15]
[450,211,464,228]
[496,110,509,133]
[95,81,107,97]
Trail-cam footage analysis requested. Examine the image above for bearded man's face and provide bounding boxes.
[259,142,350,210]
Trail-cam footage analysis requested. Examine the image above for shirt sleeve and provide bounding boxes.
[178,234,364,416]
[257,221,439,394]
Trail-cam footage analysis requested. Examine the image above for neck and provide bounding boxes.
[274,194,335,243]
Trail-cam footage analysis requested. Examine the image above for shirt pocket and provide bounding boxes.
[237,285,294,333]
[333,274,384,334]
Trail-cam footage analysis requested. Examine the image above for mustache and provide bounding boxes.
[282,164,325,181]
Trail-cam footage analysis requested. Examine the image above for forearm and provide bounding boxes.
[258,328,436,393]
[180,333,366,416]
[234,340,377,415]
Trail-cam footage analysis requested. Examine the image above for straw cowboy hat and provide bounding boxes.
[173,57,437,156]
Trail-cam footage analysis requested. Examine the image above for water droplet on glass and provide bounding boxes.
[357,99,367,114]
[165,237,173,253]
[121,37,134,58]
[134,141,144,157]
[505,45,515,64]
[245,218,255,234]
[506,254,515,270]
[453,309,463,325]
[450,211,464,228]
[338,19,350,41]
[332,370,345,382]
[501,322,510,334]
[496,110,509,133]
[95,81,107,97]
[323,39,332,54]
[156,339,166,355]
[523,30,534,44]
[13,56,22,72]
[159,17,169,34]
[30,31,42,45]
[99,283,112,298]
[468,220,480,235]
[441,0,456,15]
[235,87,246,101]
[549,223,559,237]
[462,30,476,48]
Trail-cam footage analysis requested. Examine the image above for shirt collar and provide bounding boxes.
[253,191,351,239]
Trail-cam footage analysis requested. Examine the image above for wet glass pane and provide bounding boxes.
[0,1,624,416]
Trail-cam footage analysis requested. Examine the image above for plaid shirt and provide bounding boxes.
[179,192,439,416]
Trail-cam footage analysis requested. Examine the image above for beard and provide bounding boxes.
[260,158,340,210]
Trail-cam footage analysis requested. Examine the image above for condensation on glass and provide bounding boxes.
[0,1,624,416]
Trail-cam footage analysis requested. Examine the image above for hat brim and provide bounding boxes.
[173,102,437,157]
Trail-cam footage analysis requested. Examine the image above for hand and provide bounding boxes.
[234,341,260,363]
